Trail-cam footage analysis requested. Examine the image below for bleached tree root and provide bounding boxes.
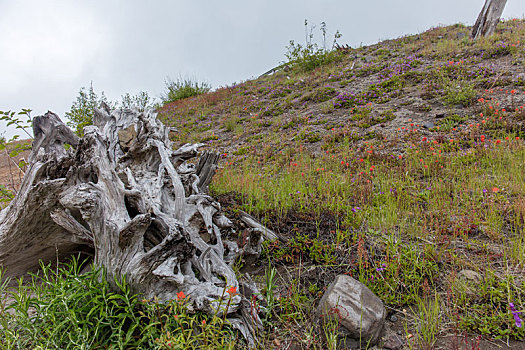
[0,107,270,345]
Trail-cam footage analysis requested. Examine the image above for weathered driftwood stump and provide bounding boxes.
[471,0,508,39]
[0,107,269,344]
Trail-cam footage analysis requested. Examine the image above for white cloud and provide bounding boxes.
[0,1,111,94]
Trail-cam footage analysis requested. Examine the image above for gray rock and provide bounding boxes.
[382,334,405,350]
[317,275,386,347]
[457,32,467,39]
[422,122,435,129]
[455,269,483,295]
[389,315,398,323]
[457,269,482,283]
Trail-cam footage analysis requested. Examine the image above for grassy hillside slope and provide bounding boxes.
[158,19,525,348]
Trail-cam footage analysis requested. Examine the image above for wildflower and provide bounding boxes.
[376,263,387,272]
[492,187,500,193]
[177,291,186,300]
[510,303,522,328]
[496,139,501,145]
[227,286,237,296]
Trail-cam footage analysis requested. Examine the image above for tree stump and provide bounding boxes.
[471,0,508,39]
[0,108,269,345]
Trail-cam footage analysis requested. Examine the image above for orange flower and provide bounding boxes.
[177,291,186,300]
[492,187,500,193]
[227,286,237,296]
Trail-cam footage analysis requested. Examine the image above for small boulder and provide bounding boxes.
[457,269,482,283]
[422,122,435,129]
[383,334,405,350]
[454,269,483,295]
[317,275,386,347]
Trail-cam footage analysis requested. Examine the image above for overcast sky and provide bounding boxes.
[1,0,525,138]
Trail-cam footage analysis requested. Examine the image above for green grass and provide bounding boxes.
[0,258,240,349]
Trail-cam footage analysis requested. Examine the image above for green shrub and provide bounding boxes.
[161,76,211,104]
[442,79,477,106]
[66,85,157,136]
[284,20,343,72]
[66,84,113,137]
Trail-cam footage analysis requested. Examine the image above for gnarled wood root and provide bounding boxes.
[0,108,272,346]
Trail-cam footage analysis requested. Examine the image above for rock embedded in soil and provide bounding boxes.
[317,275,386,347]
[382,334,405,350]
[455,269,483,295]
[422,122,435,129]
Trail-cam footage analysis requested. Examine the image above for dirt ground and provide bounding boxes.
[0,140,31,196]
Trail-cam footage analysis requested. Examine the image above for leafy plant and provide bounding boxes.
[284,20,342,72]
[0,257,240,349]
[66,83,113,136]
[161,76,211,104]
[120,91,157,111]
[442,79,477,106]
[0,109,33,202]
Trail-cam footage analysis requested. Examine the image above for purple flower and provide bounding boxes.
[376,263,387,272]
[510,303,522,328]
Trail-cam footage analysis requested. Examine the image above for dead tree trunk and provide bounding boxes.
[0,108,270,344]
[471,0,508,39]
